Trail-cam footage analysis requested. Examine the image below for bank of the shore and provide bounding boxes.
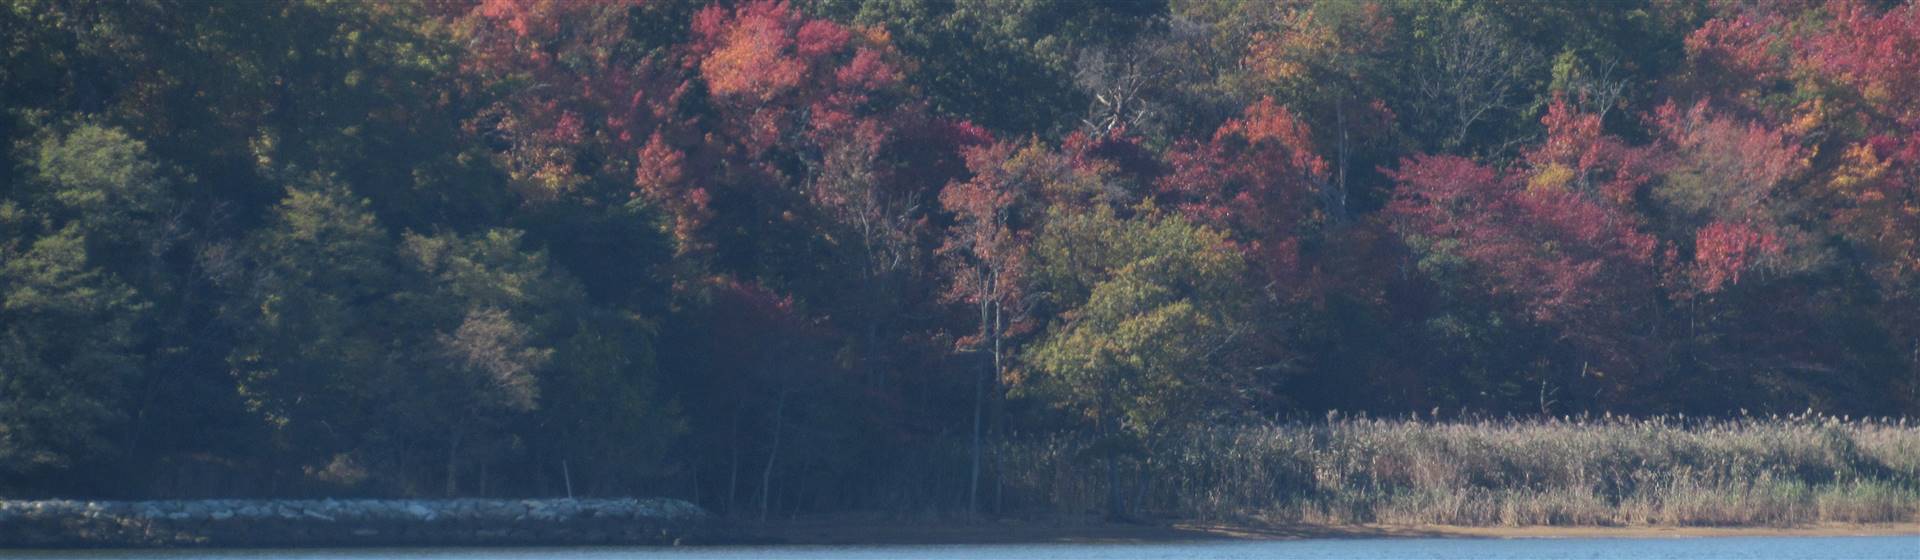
[0,498,719,548]
[2,501,1913,549]
[744,515,1920,545]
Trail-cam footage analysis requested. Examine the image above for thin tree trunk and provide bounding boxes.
[969,355,986,515]
[861,235,888,390]
[1904,336,1919,408]
[968,270,994,515]
[1133,455,1150,516]
[866,317,883,388]
[728,400,743,516]
[990,300,1007,515]
[1098,396,1124,521]
[1333,98,1350,224]
[1104,437,1123,521]
[994,450,1005,515]
[760,388,788,523]
[446,428,462,497]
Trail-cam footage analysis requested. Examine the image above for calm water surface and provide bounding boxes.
[11,536,1919,560]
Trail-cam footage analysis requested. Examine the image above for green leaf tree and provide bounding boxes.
[1020,203,1253,519]
[226,177,402,486]
[0,122,172,489]
[0,220,144,481]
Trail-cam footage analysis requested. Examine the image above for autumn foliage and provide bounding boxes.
[1,0,1915,512]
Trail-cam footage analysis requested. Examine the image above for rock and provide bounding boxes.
[0,498,716,547]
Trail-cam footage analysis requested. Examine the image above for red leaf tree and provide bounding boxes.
[1389,99,1659,395]
[1158,98,1330,297]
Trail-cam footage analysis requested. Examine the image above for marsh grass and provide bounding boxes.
[989,415,1920,526]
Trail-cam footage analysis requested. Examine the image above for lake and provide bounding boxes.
[9,536,1918,560]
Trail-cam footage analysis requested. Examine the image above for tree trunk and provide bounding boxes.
[969,355,986,515]
[967,271,994,515]
[760,388,788,523]
[445,428,462,497]
[728,399,743,516]
[1332,98,1351,224]
[990,300,1007,515]
[1133,456,1151,515]
[1105,441,1123,521]
[1098,402,1124,521]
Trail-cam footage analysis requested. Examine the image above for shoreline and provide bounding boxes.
[0,499,1910,549]
[743,516,1920,545]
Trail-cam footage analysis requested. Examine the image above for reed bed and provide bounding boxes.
[989,415,1920,526]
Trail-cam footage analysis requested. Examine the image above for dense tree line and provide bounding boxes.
[0,0,1913,517]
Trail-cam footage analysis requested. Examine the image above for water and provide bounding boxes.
[9,537,1918,560]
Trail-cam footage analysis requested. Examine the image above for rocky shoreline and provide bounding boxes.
[0,498,720,548]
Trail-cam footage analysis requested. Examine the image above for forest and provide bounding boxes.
[0,0,1915,520]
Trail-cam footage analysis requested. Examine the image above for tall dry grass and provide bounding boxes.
[989,414,1920,526]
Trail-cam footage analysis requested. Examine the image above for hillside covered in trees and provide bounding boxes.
[1,0,1915,518]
